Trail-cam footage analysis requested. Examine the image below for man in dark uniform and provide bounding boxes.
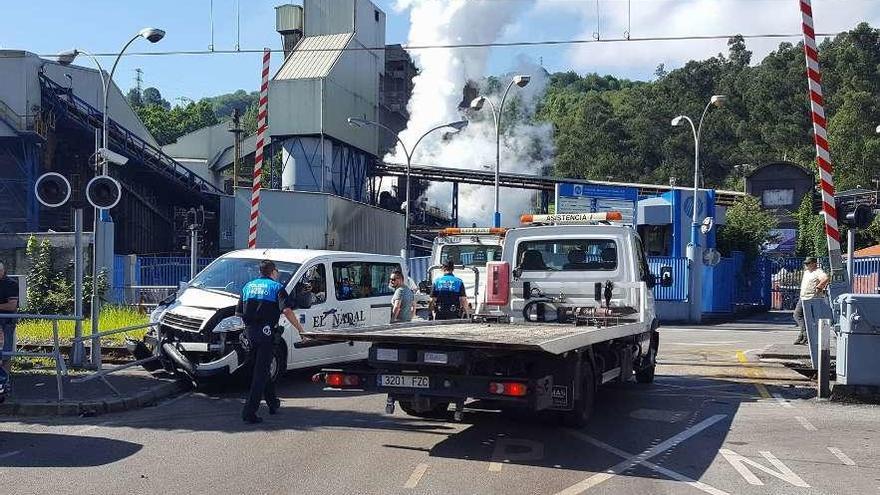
[238,260,304,424]
[430,260,469,320]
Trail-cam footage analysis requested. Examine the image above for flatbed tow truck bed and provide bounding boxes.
[301,319,647,355]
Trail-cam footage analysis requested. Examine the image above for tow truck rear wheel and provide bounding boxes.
[399,400,451,419]
[563,360,596,428]
[635,332,659,384]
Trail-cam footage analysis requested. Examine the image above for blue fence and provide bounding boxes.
[648,256,689,301]
[139,256,214,286]
[408,256,432,282]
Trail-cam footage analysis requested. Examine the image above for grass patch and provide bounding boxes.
[14,306,150,346]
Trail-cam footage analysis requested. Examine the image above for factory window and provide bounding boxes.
[375,10,380,22]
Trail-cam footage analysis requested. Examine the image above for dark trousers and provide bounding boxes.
[793,299,806,341]
[242,336,278,419]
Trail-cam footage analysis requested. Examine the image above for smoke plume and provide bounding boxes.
[391,0,554,227]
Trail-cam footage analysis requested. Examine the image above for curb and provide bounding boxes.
[0,379,191,417]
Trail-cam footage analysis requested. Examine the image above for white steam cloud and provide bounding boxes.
[391,0,554,227]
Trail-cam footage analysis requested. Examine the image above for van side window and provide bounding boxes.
[333,261,401,300]
[300,264,327,304]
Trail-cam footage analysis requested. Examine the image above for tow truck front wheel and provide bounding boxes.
[635,332,659,384]
[399,400,451,419]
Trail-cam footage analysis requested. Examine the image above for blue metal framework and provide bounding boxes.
[0,98,42,232]
[280,135,370,202]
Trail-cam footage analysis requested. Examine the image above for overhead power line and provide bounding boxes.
[20,31,843,60]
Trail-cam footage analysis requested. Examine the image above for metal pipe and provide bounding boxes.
[495,79,518,228]
[72,208,84,366]
[847,228,855,285]
[52,320,64,402]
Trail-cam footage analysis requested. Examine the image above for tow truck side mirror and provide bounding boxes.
[659,266,673,288]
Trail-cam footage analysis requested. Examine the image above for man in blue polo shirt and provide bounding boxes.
[430,260,469,320]
[238,260,304,424]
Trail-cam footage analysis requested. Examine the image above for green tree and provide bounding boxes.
[142,87,170,109]
[716,195,778,258]
[25,236,55,314]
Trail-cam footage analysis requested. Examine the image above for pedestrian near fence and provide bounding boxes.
[793,256,829,345]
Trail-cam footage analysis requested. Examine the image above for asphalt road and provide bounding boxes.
[2,319,879,495]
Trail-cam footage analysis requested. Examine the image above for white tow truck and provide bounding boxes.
[310,212,672,425]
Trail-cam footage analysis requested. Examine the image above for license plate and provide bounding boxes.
[379,374,429,388]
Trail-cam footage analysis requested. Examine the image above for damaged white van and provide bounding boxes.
[137,249,407,383]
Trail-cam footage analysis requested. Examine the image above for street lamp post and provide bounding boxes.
[671,94,727,324]
[58,27,165,367]
[348,118,468,260]
[469,74,530,228]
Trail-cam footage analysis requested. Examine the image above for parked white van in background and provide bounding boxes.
[139,249,407,383]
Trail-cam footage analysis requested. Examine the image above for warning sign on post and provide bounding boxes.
[555,183,638,225]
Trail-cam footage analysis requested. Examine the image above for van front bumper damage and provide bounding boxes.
[160,342,243,378]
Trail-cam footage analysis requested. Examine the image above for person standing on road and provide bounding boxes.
[430,260,469,320]
[793,256,829,345]
[0,262,19,373]
[390,270,414,323]
[238,260,305,424]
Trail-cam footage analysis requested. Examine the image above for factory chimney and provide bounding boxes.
[275,4,304,58]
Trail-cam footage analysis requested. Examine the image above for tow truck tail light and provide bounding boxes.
[486,261,510,306]
[324,372,360,387]
[489,381,528,397]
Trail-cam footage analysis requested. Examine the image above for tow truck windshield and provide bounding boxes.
[188,258,301,295]
[439,245,502,267]
[516,239,618,271]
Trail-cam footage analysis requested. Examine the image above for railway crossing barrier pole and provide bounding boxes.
[817,318,832,399]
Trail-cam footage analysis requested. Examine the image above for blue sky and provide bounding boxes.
[1,0,877,102]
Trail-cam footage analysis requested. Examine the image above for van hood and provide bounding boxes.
[175,287,239,310]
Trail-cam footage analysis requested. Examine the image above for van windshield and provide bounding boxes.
[516,239,618,271]
[440,245,501,267]
[189,258,302,296]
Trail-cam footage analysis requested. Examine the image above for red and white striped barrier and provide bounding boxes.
[248,48,271,249]
[799,0,844,273]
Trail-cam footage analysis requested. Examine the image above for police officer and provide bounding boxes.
[238,260,305,424]
[430,260,469,320]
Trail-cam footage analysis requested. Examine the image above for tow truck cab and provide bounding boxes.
[315,213,670,425]
[427,227,506,315]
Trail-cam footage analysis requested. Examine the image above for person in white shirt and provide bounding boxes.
[793,257,829,345]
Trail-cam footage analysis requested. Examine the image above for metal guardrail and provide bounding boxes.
[0,313,159,402]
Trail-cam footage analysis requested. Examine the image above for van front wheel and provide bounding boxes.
[269,343,286,383]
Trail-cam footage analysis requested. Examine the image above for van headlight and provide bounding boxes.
[149,306,166,325]
[213,316,245,333]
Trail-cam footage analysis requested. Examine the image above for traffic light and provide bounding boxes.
[841,204,875,229]
[34,172,71,208]
[85,175,122,210]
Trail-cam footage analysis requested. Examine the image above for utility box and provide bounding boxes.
[835,294,880,386]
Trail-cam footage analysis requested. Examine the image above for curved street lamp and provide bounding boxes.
[671,94,727,323]
[348,117,468,259]
[57,28,165,367]
[469,74,530,227]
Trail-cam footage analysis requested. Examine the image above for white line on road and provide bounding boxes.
[795,416,817,431]
[555,414,727,495]
[403,463,429,489]
[0,450,22,459]
[74,421,113,435]
[567,430,731,495]
[827,447,856,466]
[772,393,794,408]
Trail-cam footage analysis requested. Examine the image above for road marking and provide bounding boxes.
[0,450,22,459]
[827,447,856,466]
[772,393,794,408]
[795,416,817,431]
[735,350,772,398]
[567,430,731,495]
[555,414,727,495]
[719,449,809,487]
[489,438,544,472]
[74,420,114,435]
[403,463,429,489]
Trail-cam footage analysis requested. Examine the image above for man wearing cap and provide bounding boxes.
[430,260,469,320]
[793,257,829,345]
